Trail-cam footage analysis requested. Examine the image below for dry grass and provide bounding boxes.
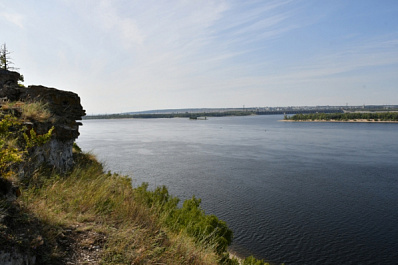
[20,101,52,122]
[0,100,24,110]
[1,101,52,122]
[20,152,221,264]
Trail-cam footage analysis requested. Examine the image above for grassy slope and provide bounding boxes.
[12,150,225,264]
[2,152,272,265]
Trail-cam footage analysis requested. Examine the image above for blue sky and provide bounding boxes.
[1,0,398,114]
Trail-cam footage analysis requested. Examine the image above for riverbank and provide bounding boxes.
[1,147,273,264]
[1,150,225,264]
[283,112,398,123]
[282,119,398,123]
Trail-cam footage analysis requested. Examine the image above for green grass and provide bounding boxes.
[18,149,236,264]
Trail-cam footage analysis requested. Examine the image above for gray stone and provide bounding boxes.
[0,251,36,265]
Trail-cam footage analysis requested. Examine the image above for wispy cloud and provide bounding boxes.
[95,0,145,47]
[174,33,398,105]
[0,12,24,28]
[4,0,398,112]
[210,1,299,46]
[285,36,398,81]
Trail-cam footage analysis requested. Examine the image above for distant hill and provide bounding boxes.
[119,105,398,116]
[124,108,248,115]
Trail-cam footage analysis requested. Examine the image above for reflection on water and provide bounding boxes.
[77,115,398,264]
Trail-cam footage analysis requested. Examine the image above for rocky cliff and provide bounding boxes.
[0,69,86,174]
[1,69,86,265]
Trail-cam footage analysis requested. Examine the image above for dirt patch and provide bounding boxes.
[62,224,106,265]
[0,199,107,264]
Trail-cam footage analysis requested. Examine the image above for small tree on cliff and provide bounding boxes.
[1,43,24,84]
[0,43,12,70]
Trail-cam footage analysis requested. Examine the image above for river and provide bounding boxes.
[77,115,398,264]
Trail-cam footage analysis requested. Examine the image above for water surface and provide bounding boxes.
[77,115,398,264]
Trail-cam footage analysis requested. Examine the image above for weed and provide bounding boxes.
[1,101,52,122]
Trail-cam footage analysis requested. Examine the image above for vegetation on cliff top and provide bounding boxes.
[0,103,53,179]
[1,101,52,122]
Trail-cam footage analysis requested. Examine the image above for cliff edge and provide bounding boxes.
[0,69,85,174]
[0,69,86,264]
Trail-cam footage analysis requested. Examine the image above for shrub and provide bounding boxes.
[0,112,53,179]
[133,183,233,255]
[242,255,270,265]
[0,114,24,178]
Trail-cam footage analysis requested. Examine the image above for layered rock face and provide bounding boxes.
[0,69,86,174]
[1,70,86,265]
[19,85,86,172]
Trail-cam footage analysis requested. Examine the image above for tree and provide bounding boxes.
[1,43,23,85]
[0,43,16,71]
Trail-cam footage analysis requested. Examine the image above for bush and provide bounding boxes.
[0,112,53,179]
[134,183,233,255]
[242,255,269,265]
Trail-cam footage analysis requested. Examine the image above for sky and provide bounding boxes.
[1,0,398,114]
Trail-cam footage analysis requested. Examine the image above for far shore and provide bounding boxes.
[281,119,398,123]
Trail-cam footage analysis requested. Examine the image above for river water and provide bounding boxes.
[77,115,398,264]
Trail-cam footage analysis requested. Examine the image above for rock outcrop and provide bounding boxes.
[0,69,20,88]
[0,69,86,265]
[0,69,86,174]
[0,69,21,102]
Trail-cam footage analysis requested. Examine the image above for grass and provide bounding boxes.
[0,146,273,264]
[14,150,274,264]
[16,149,229,264]
[1,101,52,122]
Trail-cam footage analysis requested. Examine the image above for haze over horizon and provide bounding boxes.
[1,0,398,114]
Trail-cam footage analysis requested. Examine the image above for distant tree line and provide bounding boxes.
[84,110,256,120]
[285,112,398,121]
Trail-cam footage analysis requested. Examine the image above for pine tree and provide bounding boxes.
[0,43,23,84]
[0,43,15,70]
